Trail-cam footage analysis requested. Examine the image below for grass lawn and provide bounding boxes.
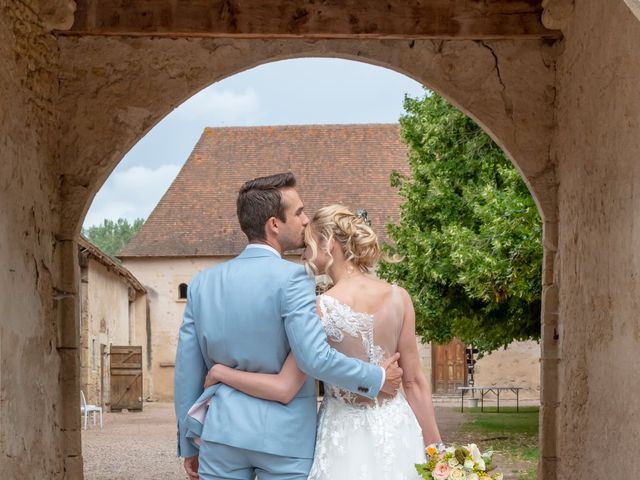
[457,406,539,480]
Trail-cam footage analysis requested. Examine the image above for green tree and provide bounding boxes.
[82,218,144,259]
[379,92,542,353]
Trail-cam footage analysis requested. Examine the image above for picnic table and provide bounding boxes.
[457,386,523,413]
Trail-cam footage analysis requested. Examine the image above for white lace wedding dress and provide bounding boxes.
[308,286,427,480]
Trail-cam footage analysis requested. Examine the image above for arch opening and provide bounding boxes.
[75,54,552,478]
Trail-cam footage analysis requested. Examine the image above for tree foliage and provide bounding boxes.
[379,92,542,353]
[82,218,144,259]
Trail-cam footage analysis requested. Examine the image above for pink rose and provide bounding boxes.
[432,462,451,480]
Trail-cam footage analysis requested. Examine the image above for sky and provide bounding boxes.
[84,58,425,227]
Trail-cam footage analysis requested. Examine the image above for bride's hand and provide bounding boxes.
[204,364,221,389]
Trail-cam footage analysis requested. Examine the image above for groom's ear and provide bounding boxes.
[265,216,279,236]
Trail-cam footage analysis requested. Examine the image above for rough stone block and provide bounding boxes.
[539,358,560,399]
[543,220,559,251]
[542,284,559,320]
[58,349,81,433]
[542,247,556,286]
[539,403,559,456]
[54,239,79,293]
[63,454,84,480]
[56,296,80,349]
[61,428,82,458]
[538,456,559,480]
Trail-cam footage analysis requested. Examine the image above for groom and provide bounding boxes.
[174,172,403,479]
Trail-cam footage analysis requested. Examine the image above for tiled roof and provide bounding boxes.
[78,236,146,295]
[119,124,409,257]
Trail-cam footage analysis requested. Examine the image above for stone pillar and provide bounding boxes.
[552,1,640,477]
[55,239,83,479]
[539,219,560,479]
[0,1,77,478]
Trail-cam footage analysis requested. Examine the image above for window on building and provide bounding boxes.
[178,283,188,300]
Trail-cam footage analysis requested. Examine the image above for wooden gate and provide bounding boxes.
[110,345,143,411]
[432,338,467,394]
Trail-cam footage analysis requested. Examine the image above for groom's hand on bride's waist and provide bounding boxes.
[381,353,403,396]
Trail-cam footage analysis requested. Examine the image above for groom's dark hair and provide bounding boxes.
[237,172,297,241]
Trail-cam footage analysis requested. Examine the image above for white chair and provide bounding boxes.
[80,390,103,430]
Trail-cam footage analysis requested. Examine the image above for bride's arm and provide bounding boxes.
[204,352,308,405]
[396,288,442,445]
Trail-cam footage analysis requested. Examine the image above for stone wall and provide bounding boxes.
[475,341,541,401]
[0,1,75,477]
[552,1,640,477]
[79,258,137,407]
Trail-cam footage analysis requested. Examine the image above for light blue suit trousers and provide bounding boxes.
[174,247,383,475]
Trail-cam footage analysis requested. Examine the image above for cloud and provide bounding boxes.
[84,88,262,227]
[84,164,181,227]
[171,87,263,125]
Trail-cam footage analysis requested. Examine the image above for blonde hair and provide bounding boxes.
[304,204,382,275]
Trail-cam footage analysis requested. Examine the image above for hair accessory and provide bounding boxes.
[355,208,372,226]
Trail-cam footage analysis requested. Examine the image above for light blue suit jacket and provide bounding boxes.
[174,247,383,459]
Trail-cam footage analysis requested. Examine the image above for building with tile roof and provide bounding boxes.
[120,124,408,258]
[120,124,540,402]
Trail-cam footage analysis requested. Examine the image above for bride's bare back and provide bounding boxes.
[322,276,403,360]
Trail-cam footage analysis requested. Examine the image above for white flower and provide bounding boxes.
[477,459,486,471]
[467,474,479,480]
[464,459,475,469]
[466,444,483,464]
[449,457,460,467]
[449,466,468,480]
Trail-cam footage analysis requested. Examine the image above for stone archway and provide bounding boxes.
[54,36,559,478]
[3,0,640,478]
[7,0,640,478]
[624,0,640,20]
[57,40,558,236]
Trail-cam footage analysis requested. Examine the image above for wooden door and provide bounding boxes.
[110,345,143,411]
[432,338,467,394]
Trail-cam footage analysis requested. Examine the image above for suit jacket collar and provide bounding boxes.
[238,245,282,259]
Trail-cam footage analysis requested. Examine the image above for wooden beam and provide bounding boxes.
[57,0,561,40]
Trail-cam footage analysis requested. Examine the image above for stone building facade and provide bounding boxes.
[77,237,148,409]
[2,1,640,478]
[119,124,541,402]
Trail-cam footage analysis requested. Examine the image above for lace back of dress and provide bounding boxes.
[318,286,405,402]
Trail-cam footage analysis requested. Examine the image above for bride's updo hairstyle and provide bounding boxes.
[304,204,381,275]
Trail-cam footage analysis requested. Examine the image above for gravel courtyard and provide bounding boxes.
[82,403,184,479]
[81,402,465,479]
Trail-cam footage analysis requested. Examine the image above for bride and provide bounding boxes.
[203,205,442,479]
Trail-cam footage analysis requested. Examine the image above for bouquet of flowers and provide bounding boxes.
[416,443,503,480]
